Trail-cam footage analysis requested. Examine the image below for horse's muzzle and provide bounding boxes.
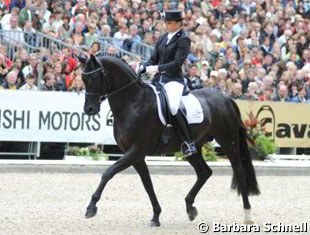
[84,105,100,115]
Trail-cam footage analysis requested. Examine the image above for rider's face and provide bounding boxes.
[165,21,181,33]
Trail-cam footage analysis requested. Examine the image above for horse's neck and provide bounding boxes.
[108,83,152,116]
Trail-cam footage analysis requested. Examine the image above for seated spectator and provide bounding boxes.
[68,76,85,93]
[53,61,67,91]
[71,21,86,46]
[89,41,100,56]
[291,86,308,103]
[84,23,99,47]
[241,81,259,100]
[185,64,203,90]
[41,72,57,91]
[0,54,9,84]
[43,61,54,74]
[200,60,210,81]
[112,19,129,49]
[19,73,38,91]
[65,65,82,89]
[230,83,243,99]
[23,21,37,47]
[260,36,272,56]
[0,44,13,69]
[123,24,142,54]
[22,53,38,78]
[10,56,25,88]
[62,47,77,74]
[258,86,274,101]
[18,0,33,28]
[226,69,241,94]
[273,84,290,102]
[1,71,18,90]
[1,7,19,30]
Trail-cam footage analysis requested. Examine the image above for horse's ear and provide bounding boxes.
[75,53,87,65]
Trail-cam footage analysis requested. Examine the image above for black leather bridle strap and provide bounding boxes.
[82,56,140,102]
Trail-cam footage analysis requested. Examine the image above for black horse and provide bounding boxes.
[80,54,260,226]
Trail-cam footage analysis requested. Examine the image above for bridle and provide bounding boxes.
[82,56,140,103]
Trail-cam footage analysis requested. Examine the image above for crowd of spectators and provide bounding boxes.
[0,0,309,103]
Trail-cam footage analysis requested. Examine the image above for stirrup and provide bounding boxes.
[181,141,197,157]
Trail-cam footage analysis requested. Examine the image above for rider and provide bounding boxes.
[140,10,197,157]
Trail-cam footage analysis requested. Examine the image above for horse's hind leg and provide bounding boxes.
[133,160,161,227]
[85,149,138,218]
[185,147,212,221]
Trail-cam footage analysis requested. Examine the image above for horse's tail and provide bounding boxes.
[230,98,260,196]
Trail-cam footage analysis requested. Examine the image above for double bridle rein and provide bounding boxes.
[82,56,140,102]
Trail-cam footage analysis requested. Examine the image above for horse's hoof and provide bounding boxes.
[244,220,254,224]
[85,207,97,219]
[187,207,198,221]
[149,220,161,227]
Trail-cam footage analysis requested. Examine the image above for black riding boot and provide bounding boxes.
[174,111,197,157]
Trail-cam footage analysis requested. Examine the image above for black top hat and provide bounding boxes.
[164,10,183,22]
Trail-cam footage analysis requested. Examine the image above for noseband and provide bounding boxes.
[82,56,140,103]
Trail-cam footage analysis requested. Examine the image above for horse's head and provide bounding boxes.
[80,54,107,115]
[79,53,141,115]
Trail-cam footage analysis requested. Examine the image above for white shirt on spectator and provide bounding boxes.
[112,31,129,48]
[3,25,24,44]
[1,13,12,29]
[19,83,38,91]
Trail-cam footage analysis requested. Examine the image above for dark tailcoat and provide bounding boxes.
[145,29,191,84]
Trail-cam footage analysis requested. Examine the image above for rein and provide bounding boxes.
[82,56,140,102]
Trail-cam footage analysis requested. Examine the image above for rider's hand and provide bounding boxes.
[146,65,158,74]
[136,64,146,74]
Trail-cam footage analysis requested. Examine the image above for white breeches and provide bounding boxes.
[163,81,184,115]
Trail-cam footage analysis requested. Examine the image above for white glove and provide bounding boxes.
[146,65,158,74]
[135,64,145,74]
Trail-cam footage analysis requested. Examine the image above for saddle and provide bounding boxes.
[148,82,203,127]
[149,82,204,147]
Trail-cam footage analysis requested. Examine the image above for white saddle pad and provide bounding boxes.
[148,84,204,125]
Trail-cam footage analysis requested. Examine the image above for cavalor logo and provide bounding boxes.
[255,105,276,140]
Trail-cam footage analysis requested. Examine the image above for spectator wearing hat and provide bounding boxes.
[141,10,197,157]
[19,73,38,91]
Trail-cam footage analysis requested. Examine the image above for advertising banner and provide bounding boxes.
[0,90,116,144]
[236,100,310,148]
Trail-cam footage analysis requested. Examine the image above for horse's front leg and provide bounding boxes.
[185,151,212,221]
[133,160,161,227]
[85,148,138,218]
